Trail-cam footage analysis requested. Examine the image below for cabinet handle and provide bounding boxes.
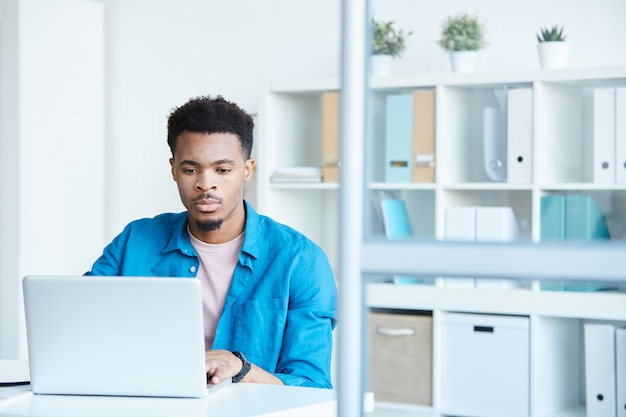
[474,325,494,333]
[376,326,416,337]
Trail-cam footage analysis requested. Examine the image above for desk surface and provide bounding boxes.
[0,383,373,417]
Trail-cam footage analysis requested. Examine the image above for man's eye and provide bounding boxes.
[183,168,197,174]
[217,168,231,174]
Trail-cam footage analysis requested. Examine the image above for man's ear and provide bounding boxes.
[169,158,176,181]
[244,158,255,182]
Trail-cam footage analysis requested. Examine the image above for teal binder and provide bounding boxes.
[381,199,412,239]
[385,94,413,183]
[540,195,565,241]
[565,194,610,241]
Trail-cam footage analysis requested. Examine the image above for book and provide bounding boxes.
[322,92,340,182]
[483,106,507,182]
[412,90,436,183]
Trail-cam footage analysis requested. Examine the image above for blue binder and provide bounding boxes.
[540,195,565,241]
[385,94,413,183]
[565,194,610,241]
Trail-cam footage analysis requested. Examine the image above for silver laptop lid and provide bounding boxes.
[23,275,208,398]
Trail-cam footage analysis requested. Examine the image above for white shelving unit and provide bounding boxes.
[257,67,626,417]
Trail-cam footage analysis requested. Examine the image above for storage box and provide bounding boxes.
[440,312,529,417]
[368,311,432,405]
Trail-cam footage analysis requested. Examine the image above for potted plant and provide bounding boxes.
[536,25,569,69]
[437,12,487,73]
[371,18,412,77]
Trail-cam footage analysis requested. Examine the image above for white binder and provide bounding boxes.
[506,88,533,183]
[584,323,616,417]
[616,87,626,183]
[617,327,626,417]
[483,107,507,182]
[443,207,476,288]
[592,88,616,184]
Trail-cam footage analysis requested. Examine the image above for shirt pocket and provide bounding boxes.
[233,298,287,365]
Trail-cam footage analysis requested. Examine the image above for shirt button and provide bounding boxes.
[190,266,197,273]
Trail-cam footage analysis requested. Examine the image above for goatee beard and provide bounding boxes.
[195,218,223,231]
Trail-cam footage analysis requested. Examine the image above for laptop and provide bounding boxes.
[22,275,229,398]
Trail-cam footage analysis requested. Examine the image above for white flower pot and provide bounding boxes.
[537,42,569,69]
[449,51,478,73]
[371,54,393,77]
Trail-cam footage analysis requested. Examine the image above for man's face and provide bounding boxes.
[170,131,254,242]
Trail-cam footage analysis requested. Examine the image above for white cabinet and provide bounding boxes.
[257,67,626,417]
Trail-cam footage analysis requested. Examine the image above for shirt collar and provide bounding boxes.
[164,201,260,261]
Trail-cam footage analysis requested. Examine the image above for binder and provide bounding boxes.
[506,88,533,183]
[322,92,340,182]
[380,199,412,239]
[540,195,566,241]
[617,327,626,417]
[592,88,616,184]
[385,94,413,183]
[475,207,520,289]
[584,323,617,417]
[412,90,436,183]
[564,194,610,241]
[616,87,626,183]
[483,106,507,182]
[443,207,476,288]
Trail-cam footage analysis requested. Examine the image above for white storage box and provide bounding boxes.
[440,312,530,417]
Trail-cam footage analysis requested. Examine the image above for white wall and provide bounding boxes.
[101,0,626,242]
[0,0,105,359]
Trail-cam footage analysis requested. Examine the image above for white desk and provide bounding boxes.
[0,384,374,417]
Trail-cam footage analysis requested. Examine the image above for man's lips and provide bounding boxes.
[193,199,220,213]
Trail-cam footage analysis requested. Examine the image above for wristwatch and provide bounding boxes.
[231,351,251,383]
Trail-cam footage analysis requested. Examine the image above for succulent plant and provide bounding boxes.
[437,12,488,52]
[537,26,567,42]
[371,18,413,58]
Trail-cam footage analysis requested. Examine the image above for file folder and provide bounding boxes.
[322,92,340,182]
[540,195,566,241]
[412,90,436,183]
[564,194,610,241]
[592,88,616,184]
[380,199,412,239]
[584,323,616,417]
[617,327,626,417]
[385,94,413,183]
[617,87,626,183]
[506,88,533,183]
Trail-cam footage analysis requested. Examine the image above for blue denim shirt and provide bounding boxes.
[87,201,337,388]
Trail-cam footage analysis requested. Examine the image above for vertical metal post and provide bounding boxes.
[338,0,367,416]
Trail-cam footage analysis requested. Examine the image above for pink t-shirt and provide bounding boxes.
[188,229,244,350]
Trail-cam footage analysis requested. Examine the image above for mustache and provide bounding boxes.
[192,193,222,203]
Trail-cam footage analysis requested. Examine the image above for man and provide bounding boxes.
[87,95,337,388]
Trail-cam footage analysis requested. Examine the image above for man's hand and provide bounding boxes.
[205,350,284,385]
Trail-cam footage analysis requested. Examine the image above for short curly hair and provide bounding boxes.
[167,95,254,159]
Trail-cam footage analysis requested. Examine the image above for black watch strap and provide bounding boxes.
[231,351,251,383]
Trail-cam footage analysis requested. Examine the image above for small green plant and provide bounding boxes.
[371,18,412,58]
[437,12,487,51]
[536,25,566,42]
